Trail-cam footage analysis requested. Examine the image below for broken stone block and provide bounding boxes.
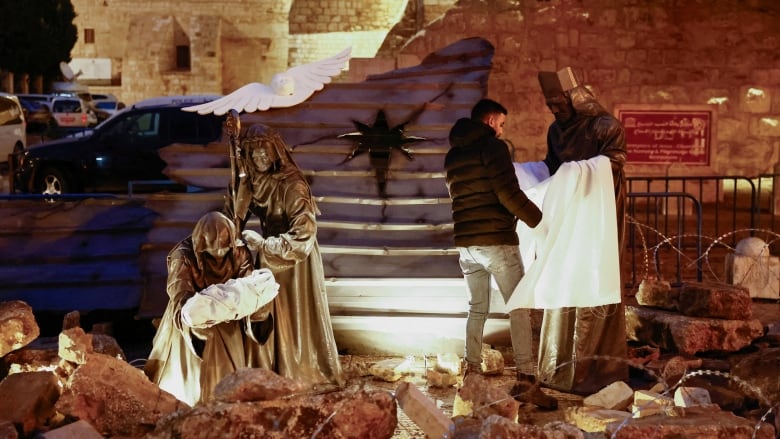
[564,406,632,433]
[0,300,39,357]
[56,353,188,438]
[425,369,458,388]
[62,311,81,331]
[213,367,305,403]
[396,381,454,439]
[726,237,780,300]
[661,355,703,382]
[89,333,125,360]
[58,327,92,364]
[0,371,60,436]
[583,381,634,410]
[37,419,103,439]
[433,352,460,375]
[606,406,776,438]
[635,278,676,310]
[625,306,764,355]
[452,373,518,421]
[631,389,675,418]
[480,346,504,375]
[2,337,61,376]
[480,414,587,438]
[678,281,752,320]
[148,388,397,439]
[674,386,712,407]
[731,347,780,405]
[368,357,414,382]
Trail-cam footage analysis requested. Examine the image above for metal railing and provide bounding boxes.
[624,174,779,290]
[625,192,702,287]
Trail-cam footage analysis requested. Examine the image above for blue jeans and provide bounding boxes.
[458,245,533,372]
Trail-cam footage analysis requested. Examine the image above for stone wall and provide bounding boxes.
[394,0,780,177]
[68,0,780,177]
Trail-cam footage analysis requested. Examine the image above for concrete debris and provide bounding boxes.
[0,297,778,438]
[582,381,634,411]
[396,381,454,438]
[368,357,414,382]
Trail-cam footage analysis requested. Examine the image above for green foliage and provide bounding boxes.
[0,0,78,81]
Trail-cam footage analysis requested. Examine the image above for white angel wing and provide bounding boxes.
[182,47,351,115]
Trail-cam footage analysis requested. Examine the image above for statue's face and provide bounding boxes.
[192,213,234,272]
[250,141,274,172]
[546,94,574,124]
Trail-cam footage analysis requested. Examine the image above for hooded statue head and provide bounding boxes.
[192,211,238,275]
[538,67,580,125]
[538,67,607,124]
[240,123,299,176]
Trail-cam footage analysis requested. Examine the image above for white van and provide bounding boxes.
[0,93,27,168]
[51,96,96,128]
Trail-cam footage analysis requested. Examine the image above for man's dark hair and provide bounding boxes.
[471,98,507,121]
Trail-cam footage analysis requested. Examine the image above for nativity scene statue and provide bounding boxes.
[144,211,280,406]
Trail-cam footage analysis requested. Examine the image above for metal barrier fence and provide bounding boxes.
[756,172,779,232]
[624,174,778,290]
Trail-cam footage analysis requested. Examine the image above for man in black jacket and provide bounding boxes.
[445,98,546,392]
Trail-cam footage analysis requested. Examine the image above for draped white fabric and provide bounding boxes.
[506,155,621,310]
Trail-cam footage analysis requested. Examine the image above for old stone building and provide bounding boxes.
[69,0,780,177]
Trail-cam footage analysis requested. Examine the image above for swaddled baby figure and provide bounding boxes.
[182,268,279,329]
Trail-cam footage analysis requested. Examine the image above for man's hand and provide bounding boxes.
[242,230,265,252]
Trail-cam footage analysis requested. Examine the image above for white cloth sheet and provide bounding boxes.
[506,155,621,310]
[182,268,279,329]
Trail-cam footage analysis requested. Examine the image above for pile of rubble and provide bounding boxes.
[1,293,778,438]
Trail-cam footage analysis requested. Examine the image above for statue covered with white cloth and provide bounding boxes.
[509,67,628,395]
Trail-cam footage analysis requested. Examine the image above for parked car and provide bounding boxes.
[14,95,224,195]
[0,92,27,170]
[50,96,96,128]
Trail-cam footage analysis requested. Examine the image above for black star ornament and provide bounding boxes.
[338,109,426,198]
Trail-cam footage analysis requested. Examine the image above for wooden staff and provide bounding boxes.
[226,109,244,229]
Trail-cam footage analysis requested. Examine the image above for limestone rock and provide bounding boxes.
[726,246,780,300]
[583,381,634,410]
[564,406,632,433]
[480,414,585,438]
[625,305,764,355]
[433,352,460,375]
[148,388,397,439]
[396,381,454,439]
[452,373,518,421]
[678,281,752,320]
[37,419,104,439]
[606,406,776,438]
[635,278,676,310]
[213,367,306,403]
[731,347,780,406]
[674,386,712,407]
[369,357,414,382]
[1,337,61,376]
[0,300,39,357]
[0,371,60,436]
[425,368,458,388]
[58,327,92,364]
[55,352,188,437]
[480,346,504,375]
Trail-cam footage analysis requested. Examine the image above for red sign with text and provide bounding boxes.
[615,105,715,166]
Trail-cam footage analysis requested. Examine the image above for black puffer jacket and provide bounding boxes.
[445,118,542,248]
